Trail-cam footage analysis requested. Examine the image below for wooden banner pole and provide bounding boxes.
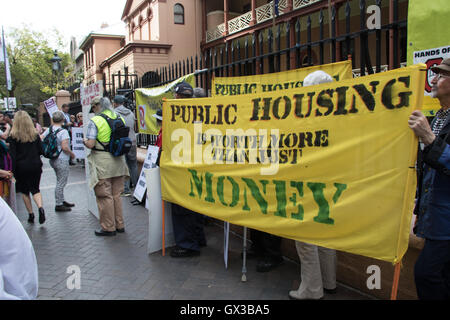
[390,261,402,300]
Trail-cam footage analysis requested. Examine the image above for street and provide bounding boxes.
[15,159,374,300]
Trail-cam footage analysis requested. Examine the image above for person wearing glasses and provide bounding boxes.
[410,58,450,300]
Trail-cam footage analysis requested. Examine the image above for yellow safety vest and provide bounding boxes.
[91,110,125,143]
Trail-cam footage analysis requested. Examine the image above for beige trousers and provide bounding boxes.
[293,241,337,299]
[94,176,125,232]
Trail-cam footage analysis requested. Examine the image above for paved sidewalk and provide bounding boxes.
[15,159,374,300]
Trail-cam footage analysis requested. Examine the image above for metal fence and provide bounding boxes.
[142,0,406,90]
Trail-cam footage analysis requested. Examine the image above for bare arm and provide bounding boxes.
[83,139,96,150]
[61,139,75,159]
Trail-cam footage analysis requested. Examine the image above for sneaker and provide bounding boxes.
[63,201,75,207]
[289,290,323,300]
[55,205,71,212]
[94,229,116,237]
[170,246,200,258]
[256,256,284,273]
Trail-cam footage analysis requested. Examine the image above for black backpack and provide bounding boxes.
[96,113,132,157]
[42,126,63,159]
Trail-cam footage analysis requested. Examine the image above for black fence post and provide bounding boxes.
[276,24,281,73]
[268,28,274,73]
[286,21,291,71]
[307,15,312,66]
[295,18,301,68]
[331,5,337,63]
[345,1,352,67]
[319,9,324,65]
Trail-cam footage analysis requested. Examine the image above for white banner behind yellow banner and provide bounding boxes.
[161,64,426,264]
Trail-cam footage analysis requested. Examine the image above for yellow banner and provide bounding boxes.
[135,74,195,134]
[212,60,353,96]
[161,64,426,263]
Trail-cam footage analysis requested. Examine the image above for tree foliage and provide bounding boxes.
[0,25,74,109]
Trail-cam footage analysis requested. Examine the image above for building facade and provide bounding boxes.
[79,24,126,87]
[99,0,203,95]
[137,0,408,93]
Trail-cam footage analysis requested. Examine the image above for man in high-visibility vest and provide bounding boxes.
[83,96,130,237]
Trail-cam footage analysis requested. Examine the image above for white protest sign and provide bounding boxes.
[134,145,159,202]
[71,127,85,159]
[4,97,16,111]
[44,97,59,117]
[413,45,450,97]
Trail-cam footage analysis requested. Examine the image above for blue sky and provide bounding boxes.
[0,0,127,49]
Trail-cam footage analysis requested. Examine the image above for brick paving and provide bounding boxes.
[14,159,374,300]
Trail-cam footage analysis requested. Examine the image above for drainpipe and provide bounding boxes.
[224,0,229,37]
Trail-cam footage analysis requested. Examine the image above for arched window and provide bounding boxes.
[174,3,184,25]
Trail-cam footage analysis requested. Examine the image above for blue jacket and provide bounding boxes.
[414,114,450,240]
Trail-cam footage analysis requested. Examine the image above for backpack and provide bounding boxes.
[96,113,132,157]
[42,126,63,159]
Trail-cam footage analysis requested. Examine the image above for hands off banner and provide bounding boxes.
[160,64,426,263]
[135,74,196,135]
[407,0,450,116]
[212,60,353,96]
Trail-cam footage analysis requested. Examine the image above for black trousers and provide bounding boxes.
[414,238,450,300]
[250,229,282,260]
[171,203,206,251]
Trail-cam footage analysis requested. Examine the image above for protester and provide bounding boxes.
[0,139,13,208]
[83,96,129,237]
[61,104,73,127]
[289,70,337,300]
[41,111,76,212]
[0,112,11,141]
[169,82,207,258]
[32,118,43,135]
[154,109,163,166]
[62,104,75,166]
[409,58,450,300]
[4,112,14,127]
[113,95,138,197]
[7,111,45,224]
[74,112,83,127]
[0,197,38,300]
[73,112,84,166]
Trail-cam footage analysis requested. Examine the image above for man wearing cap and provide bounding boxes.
[83,96,129,237]
[167,82,207,258]
[409,58,450,300]
[113,95,138,197]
